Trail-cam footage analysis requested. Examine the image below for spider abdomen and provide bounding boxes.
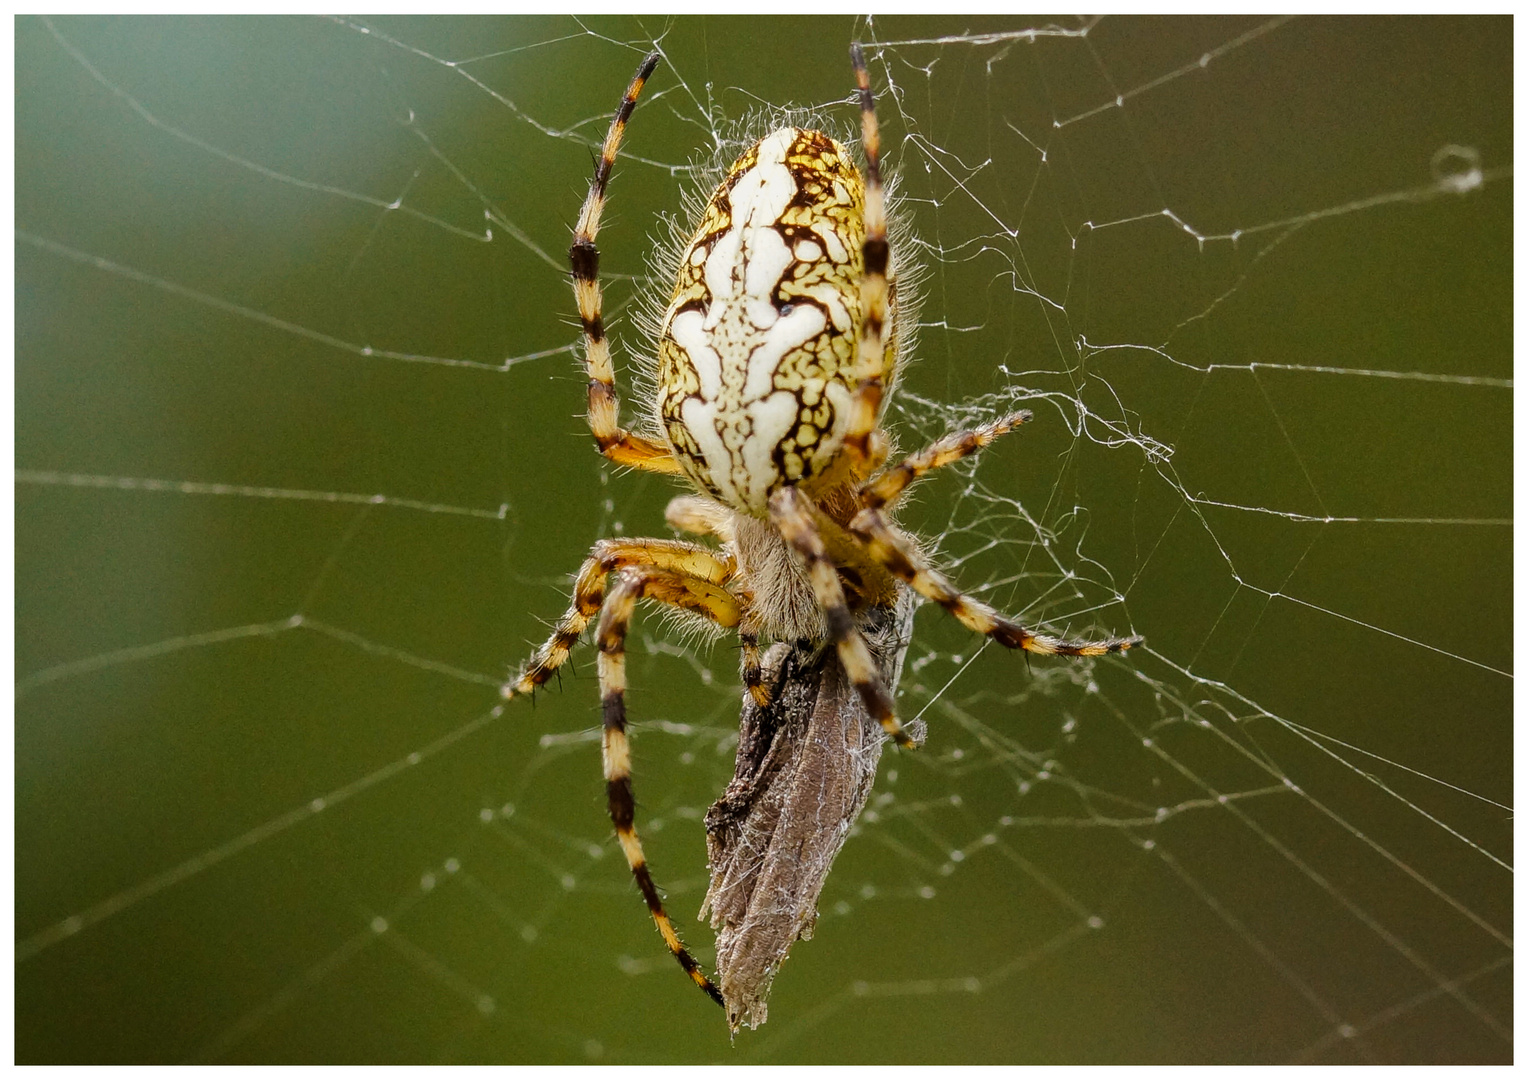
[657,127,895,516]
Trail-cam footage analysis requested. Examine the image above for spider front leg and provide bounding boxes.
[570,50,681,475]
[664,495,770,708]
[848,507,1143,657]
[736,615,770,708]
[769,486,916,748]
[505,538,733,698]
[598,566,739,1007]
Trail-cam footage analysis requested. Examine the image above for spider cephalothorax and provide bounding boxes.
[504,45,1140,1022]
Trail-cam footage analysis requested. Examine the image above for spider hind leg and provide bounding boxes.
[570,50,682,476]
[841,42,892,467]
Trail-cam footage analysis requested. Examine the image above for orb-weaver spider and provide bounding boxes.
[502,44,1141,1021]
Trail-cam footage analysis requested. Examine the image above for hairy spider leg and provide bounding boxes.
[598,567,738,1006]
[849,507,1143,656]
[663,495,771,707]
[570,50,682,475]
[736,615,770,708]
[505,538,734,698]
[663,495,735,542]
[841,42,891,466]
[860,410,1033,510]
[769,487,915,748]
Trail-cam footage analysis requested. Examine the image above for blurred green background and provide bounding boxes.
[16,15,1511,1063]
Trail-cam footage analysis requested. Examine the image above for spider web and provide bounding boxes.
[14,15,1512,1064]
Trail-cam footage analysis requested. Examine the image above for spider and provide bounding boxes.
[503,44,1142,1010]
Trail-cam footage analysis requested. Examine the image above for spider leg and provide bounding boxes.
[848,507,1143,656]
[570,51,682,475]
[841,42,891,467]
[768,486,915,748]
[505,538,733,698]
[664,494,734,543]
[737,614,769,708]
[662,496,770,707]
[860,410,1032,510]
[598,566,736,1007]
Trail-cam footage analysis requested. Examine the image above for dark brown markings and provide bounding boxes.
[849,43,883,190]
[588,381,619,450]
[606,772,635,832]
[591,51,660,196]
[862,237,889,278]
[569,238,599,283]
